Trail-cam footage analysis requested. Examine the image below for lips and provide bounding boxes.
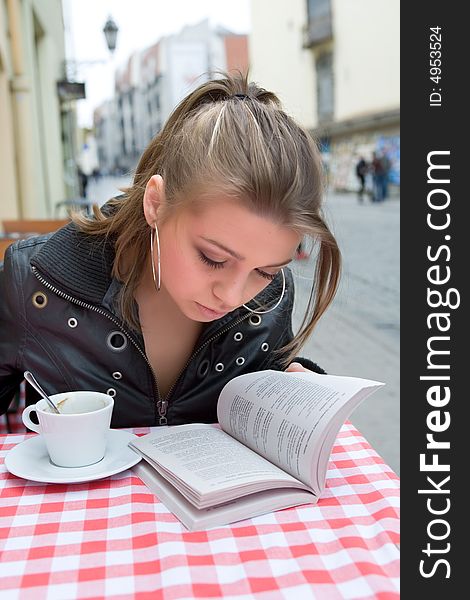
[206,306,224,314]
[195,302,228,319]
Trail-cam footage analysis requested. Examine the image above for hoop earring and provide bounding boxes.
[150,223,161,292]
[242,269,286,315]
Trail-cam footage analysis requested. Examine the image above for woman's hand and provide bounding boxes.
[285,362,309,373]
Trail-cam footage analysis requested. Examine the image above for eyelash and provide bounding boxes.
[198,252,277,281]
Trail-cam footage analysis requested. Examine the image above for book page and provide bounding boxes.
[130,424,310,507]
[217,370,383,493]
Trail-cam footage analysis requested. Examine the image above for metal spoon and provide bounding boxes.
[23,371,61,414]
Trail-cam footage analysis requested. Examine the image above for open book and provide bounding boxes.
[130,369,384,530]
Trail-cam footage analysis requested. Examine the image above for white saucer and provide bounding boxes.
[4,429,142,484]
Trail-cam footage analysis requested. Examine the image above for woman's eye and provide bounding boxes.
[199,251,278,281]
[198,251,225,269]
[256,269,278,281]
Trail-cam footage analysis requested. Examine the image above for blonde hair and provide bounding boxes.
[74,72,341,367]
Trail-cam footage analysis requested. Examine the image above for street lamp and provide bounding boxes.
[62,15,119,82]
[103,16,119,54]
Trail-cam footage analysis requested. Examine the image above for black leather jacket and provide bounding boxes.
[0,223,324,427]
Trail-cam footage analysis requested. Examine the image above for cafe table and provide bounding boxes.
[0,416,399,599]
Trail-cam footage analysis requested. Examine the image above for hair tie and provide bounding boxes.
[232,93,248,99]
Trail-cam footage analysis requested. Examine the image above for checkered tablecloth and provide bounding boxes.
[0,424,399,599]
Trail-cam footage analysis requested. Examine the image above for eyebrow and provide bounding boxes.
[201,237,294,268]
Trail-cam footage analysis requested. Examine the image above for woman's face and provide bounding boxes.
[154,197,301,322]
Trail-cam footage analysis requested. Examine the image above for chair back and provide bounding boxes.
[0,238,16,261]
[2,218,69,235]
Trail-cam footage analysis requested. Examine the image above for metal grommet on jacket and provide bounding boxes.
[215,362,224,372]
[106,388,116,397]
[112,372,122,380]
[68,318,78,328]
[249,314,262,326]
[197,359,210,378]
[106,331,128,352]
[236,357,245,366]
[32,292,48,309]
[234,332,243,342]
[261,342,269,352]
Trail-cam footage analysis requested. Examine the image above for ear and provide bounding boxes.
[143,175,165,226]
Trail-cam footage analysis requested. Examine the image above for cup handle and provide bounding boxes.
[22,405,41,433]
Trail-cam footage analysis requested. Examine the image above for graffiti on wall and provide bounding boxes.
[376,135,400,185]
[327,130,400,192]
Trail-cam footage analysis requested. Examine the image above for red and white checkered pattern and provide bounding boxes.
[0,424,399,599]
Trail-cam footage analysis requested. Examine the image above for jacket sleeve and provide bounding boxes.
[287,356,326,374]
[0,245,26,414]
[264,268,326,375]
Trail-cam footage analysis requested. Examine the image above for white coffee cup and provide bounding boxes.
[22,391,114,468]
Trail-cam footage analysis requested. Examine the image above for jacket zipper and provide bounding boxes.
[32,266,250,425]
[163,313,251,410]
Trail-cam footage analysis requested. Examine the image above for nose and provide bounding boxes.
[212,276,248,311]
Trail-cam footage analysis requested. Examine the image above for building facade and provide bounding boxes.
[0,0,73,220]
[94,19,249,174]
[250,0,400,193]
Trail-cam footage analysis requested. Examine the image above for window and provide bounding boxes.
[316,52,334,122]
[306,0,332,45]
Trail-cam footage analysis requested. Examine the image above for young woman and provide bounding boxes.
[0,74,341,428]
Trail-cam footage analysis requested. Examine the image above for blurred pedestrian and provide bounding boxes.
[371,152,385,202]
[77,142,96,198]
[77,166,89,198]
[355,156,368,203]
[380,152,391,200]
[295,242,309,260]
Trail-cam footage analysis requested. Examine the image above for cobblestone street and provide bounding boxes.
[88,177,400,474]
[292,191,400,474]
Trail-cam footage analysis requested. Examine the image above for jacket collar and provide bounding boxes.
[30,222,115,305]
